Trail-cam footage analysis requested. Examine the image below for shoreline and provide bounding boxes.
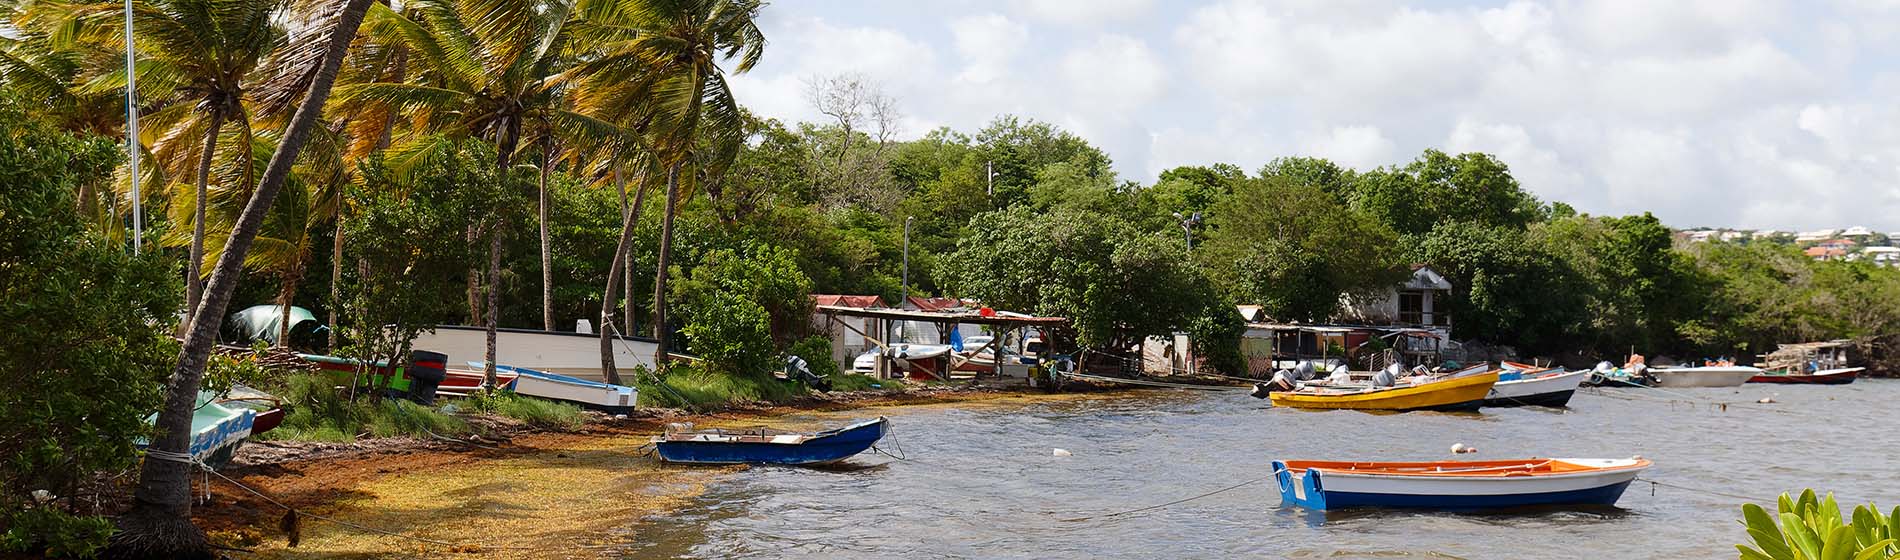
[188,382,1165,557]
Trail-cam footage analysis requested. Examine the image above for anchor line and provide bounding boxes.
[1058,468,1285,523]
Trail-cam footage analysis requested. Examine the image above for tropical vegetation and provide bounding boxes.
[6,0,1900,555]
[1737,489,1900,560]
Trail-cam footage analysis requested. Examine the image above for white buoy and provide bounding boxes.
[1450,443,1467,454]
[1757,397,1775,404]
[1053,448,1072,457]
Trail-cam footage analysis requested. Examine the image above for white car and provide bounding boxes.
[852,349,879,373]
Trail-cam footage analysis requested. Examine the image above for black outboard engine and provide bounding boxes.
[406,350,449,404]
[1250,383,1273,399]
[784,355,831,392]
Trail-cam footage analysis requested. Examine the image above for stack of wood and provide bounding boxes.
[213,344,318,373]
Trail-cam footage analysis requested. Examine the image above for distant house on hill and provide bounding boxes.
[1805,245,1849,261]
[1796,229,1841,244]
[1842,226,1874,239]
[1855,246,1900,267]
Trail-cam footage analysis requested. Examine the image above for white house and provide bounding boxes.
[1842,226,1874,238]
[1796,229,1841,243]
[1338,264,1454,337]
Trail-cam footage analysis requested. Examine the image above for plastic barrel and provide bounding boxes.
[406,350,449,404]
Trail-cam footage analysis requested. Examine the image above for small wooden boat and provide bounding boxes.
[653,417,889,465]
[1649,366,1761,388]
[140,392,257,469]
[1581,368,1653,387]
[1485,365,1586,407]
[1272,457,1651,510]
[480,362,639,413]
[1747,367,1862,385]
[1269,371,1499,412]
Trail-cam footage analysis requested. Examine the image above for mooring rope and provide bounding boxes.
[1059,469,1283,523]
[1058,370,1249,391]
[1637,477,1759,502]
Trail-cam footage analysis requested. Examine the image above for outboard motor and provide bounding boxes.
[1250,383,1274,399]
[406,350,449,404]
[784,355,831,392]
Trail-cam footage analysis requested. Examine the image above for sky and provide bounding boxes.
[726,0,1900,233]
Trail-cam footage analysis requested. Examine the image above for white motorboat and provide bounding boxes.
[1484,367,1588,407]
[1648,366,1761,388]
[411,325,658,381]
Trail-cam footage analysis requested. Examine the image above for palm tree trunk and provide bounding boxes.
[278,269,300,348]
[467,225,482,325]
[184,109,225,333]
[614,167,632,334]
[626,172,649,335]
[599,169,653,385]
[328,213,343,350]
[539,139,554,331]
[651,161,681,366]
[109,0,371,555]
[484,226,501,388]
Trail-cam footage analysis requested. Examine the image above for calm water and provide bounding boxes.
[615,380,1900,559]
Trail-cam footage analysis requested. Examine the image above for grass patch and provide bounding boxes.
[464,390,587,430]
[635,364,805,410]
[258,373,469,442]
[827,374,890,392]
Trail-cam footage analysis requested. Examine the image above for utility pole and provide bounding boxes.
[1174,211,1201,251]
[898,216,914,344]
[123,0,141,253]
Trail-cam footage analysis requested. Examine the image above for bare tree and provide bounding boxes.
[801,73,903,213]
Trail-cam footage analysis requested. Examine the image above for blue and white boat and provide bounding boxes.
[473,362,638,414]
[653,417,888,465]
[1272,457,1651,511]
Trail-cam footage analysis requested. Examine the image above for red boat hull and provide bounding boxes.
[1747,368,1859,385]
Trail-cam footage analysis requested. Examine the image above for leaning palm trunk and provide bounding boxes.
[184,110,224,332]
[650,161,681,367]
[599,171,651,385]
[328,213,342,350]
[108,0,372,556]
[277,266,301,348]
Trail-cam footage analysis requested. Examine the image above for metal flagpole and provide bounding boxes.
[123,0,142,254]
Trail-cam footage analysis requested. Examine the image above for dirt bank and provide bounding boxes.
[189,383,1148,558]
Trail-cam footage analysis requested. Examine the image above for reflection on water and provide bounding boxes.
[612,381,1900,559]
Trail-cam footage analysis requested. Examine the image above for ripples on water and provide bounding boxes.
[616,381,1900,559]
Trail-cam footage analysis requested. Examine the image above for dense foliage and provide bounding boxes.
[1737,490,1900,560]
[0,95,181,556]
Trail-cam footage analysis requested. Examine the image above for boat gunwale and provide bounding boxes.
[1285,458,1652,479]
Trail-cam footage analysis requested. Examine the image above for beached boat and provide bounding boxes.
[1268,371,1499,412]
[1272,457,1651,511]
[410,325,659,381]
[653,417,889,465]
[1649,366,1761,388]
[480,363,638,414]
[139,392,257,469]
[1747,367,1862,385]
[300,352,517,397]
[1485,366,1586,407]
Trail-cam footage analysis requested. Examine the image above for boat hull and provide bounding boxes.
[1748,367,1861,385]
[1484,369,1585,408]
[1270,372,1498,412]
[655,418,887,465]
[1273,458,1648,511]
[490,363,638,413]
[411,325,658,381]
[1650,367,1761,388]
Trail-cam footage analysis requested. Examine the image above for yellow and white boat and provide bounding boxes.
[1269,371,1500,412]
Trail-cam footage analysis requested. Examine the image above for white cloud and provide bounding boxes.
[1010,0,1154,25]
[1301,126,1398,170]
[728,0,1900,231]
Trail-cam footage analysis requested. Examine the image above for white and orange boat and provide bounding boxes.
[1272,457,1652,510]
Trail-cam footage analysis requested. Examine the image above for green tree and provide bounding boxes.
[1199,176,1406,322]
[42,0,287,321]
[674,242,813,376]
[1412,222,1590,352]
[1348,149,1544,237]
[0,93,180,559]
[571,0,767,373]
[939,207,1243,372]
[112,1,372,555]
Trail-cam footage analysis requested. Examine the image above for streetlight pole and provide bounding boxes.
[1174,211,1201,251]
[123,0,141,254]
[902,216,913,304]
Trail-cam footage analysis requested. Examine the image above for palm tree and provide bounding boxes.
[572,0,765,373]
[336,0,631,385]
[45,0,287,326]
[111,0,373,555]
